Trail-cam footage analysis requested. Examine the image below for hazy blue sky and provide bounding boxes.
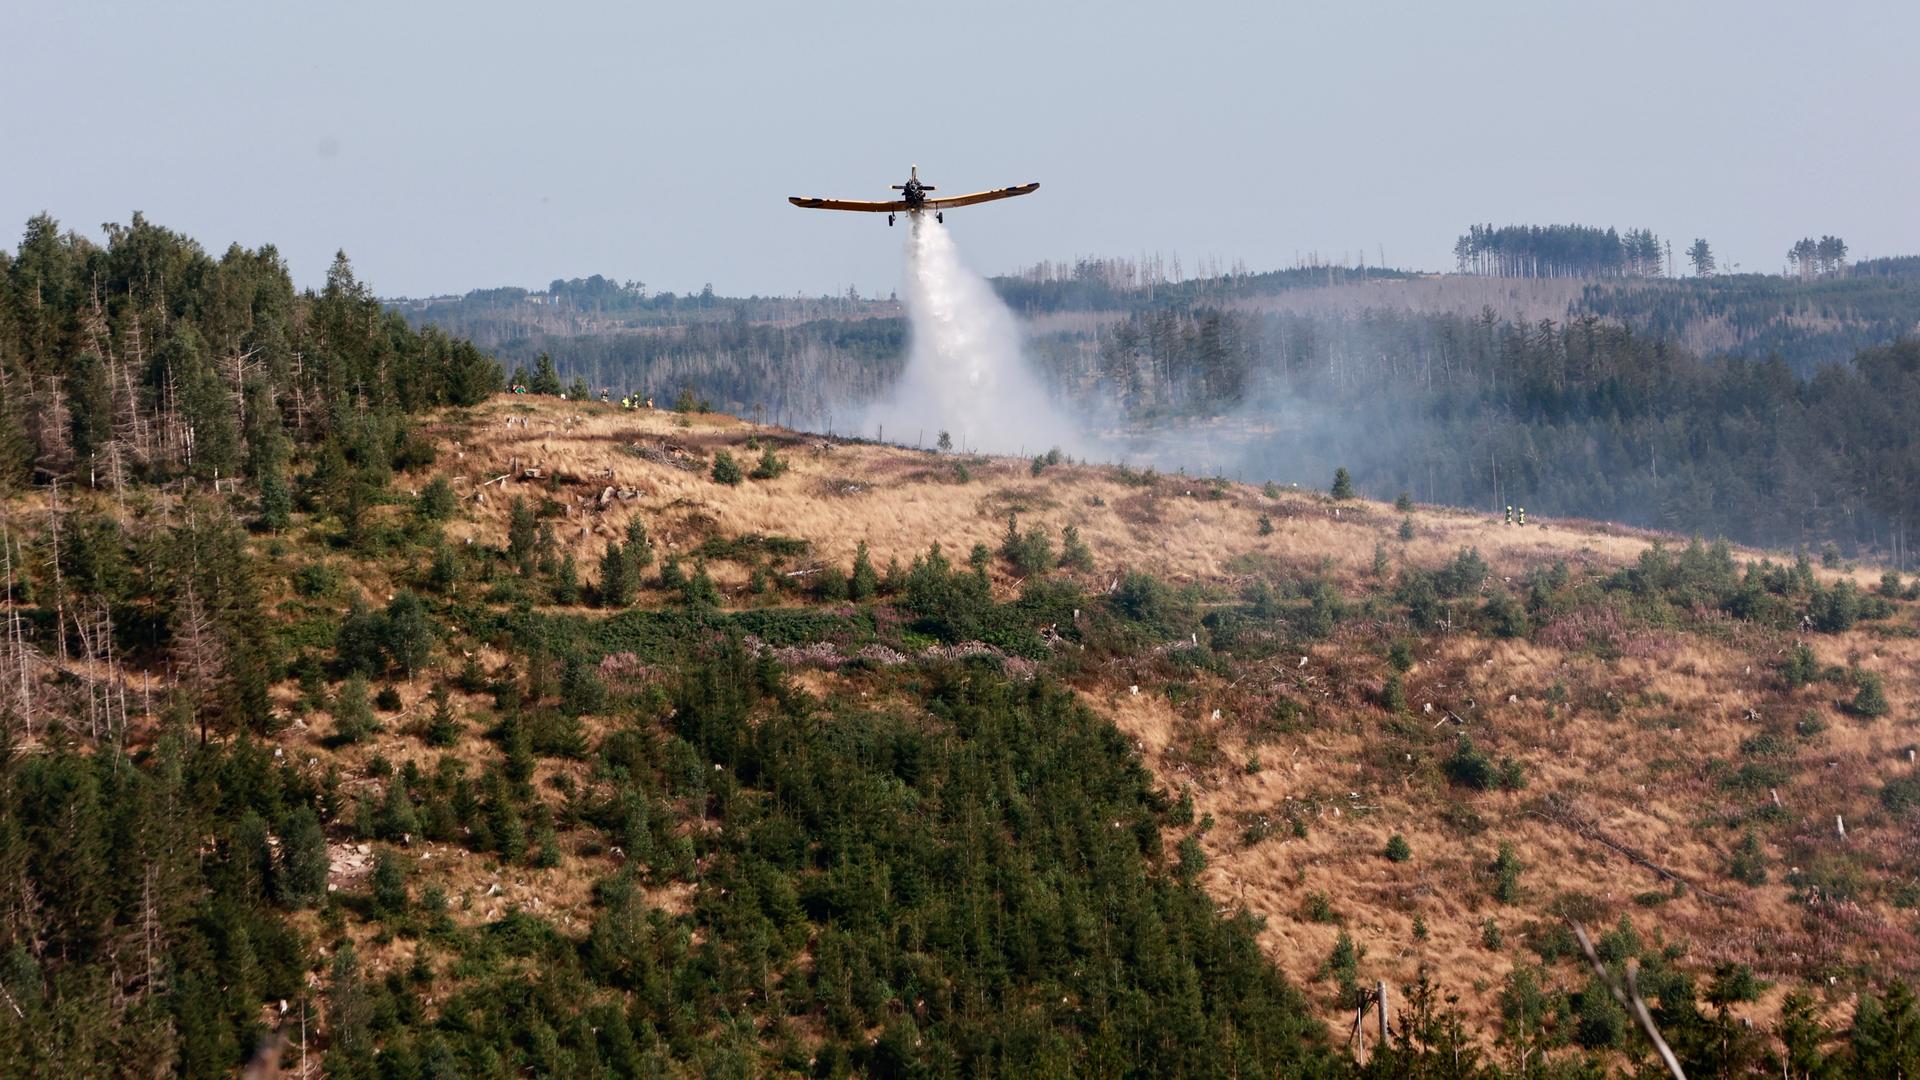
[5,0,1916,298]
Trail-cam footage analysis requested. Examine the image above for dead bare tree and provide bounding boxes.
[171,580,222,744]
[1572,920,1686,1079]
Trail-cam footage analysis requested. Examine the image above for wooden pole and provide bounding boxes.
[1376,980,1388,1050]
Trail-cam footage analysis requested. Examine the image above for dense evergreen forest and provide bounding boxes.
[1453,225,1668,279]
[1046,305,1920,559]
[1576,262,1920,373]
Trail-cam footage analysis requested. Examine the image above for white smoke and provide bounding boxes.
[859,216,1088,456]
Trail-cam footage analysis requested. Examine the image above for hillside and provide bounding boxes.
[11,383,1915,1075]
[433,396,1920,1044]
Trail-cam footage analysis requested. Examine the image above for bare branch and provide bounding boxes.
[1571,920,1686,1079]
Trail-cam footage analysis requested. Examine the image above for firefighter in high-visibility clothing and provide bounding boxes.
[1504,505,1514,526]
[1517,507,1527,526]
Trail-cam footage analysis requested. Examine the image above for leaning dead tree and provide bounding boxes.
[1572,920,1686,1079]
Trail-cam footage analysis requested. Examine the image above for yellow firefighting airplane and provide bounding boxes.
[788,166,1038,226]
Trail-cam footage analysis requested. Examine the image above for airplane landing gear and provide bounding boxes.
[887,214,895,226]
[936,211,944,223]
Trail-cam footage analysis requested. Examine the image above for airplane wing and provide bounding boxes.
[788,196,909,212]
[927,182,1039,211]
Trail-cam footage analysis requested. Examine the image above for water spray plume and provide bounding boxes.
[860,217,1086,456]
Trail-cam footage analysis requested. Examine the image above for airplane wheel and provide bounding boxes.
[936,212,944,223]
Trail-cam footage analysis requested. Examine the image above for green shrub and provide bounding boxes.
[1880,775,1920,815]
[1387,640,1414,673]
[1490,843,1524,903]
[1810,581,1862,632]
[710,450,744,485]
[1059,525,1094,572]
[1379,674,1406,713]
[749,447,787,480]
[331,675,379,744]
[1324,931,1364,1003]
[1483,591,1528,638]
[1574,975,1627,1048]
[1445,736,1496,790]
[849,541,879,599]
[1728,831,1768,885]
[1849,670,1890,718]
[370,850,409,916]
[296,561,341,598]
[416,476,457,521]
[1303,891,1336,923]
[1000,515,1054,576]
[1384,834,1411,862]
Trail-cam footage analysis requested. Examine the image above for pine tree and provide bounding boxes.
[384,591,433,677]
[373,776,420,841]
[710,450,743,485]
[428,543,458,593]
[1729,830,1768,885]
[1491,843,1524,903]
[1331,467,1353,500]
[530,352,562,396]
[560,657,608,716]
[849,541,879,600]
[750,446,787,480]
[370,849,409,915]
[257,467,292,531]
[1059,525,1095,571]
[658,555,686,593]
[424,687,460,747]
[623,516,653,569]
[507,496,537,569]
[278,806,329,908]
[1380,673,1406,712]
[1687,238,1716,276]
[331,674,379,744]
[1782,642,1818,687]
[1850,670,1890,718]
[415,476,456,522]
[599,540,634,608]
[325,943,374,1074]
[683,559,720,607]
